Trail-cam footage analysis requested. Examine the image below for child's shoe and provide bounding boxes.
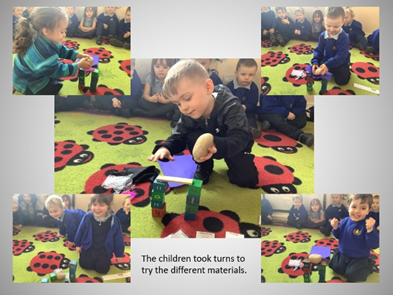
[277,35,285,47]
[96,35,102,45]
[123,43,130,50]
[298,132,314,147]
[319,226,330,236]
[249,126,262,139]
[260,120,271,131]
[110,38,124,47]
[133,108,148,117]
[365,46,374,54]
[357,42,364,50]
[270,35,278,46]
[296,224,302,229]
[108,34,115,39]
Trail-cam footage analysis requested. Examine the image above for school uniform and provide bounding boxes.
[294,18,312,41]
[66,13,79,37]
[116,18,130,43]
[74,17,97,39]
[96,12,119,37]
[273,16,295,44]
[261,9,276,40]
[38,206,58,228]
[13,206,24,226]
[343,19,368,48]
[56,209,86,242]
[367,29,380,54]
[208,69,223,86]
[367,210,379,230]
[320,204,349,234]
[116,208,130,232]
[261,198,273,225]
[287,204,308,228]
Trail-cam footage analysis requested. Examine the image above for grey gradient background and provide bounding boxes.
[2,0,390,294]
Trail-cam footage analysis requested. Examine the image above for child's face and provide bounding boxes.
[124,198,131,211]
[325,16,344,38]
[169,77,215,120]
[28,7,35,12]
[314,14,322,23]
[277,9,287,19]
[125,10,131,22]
[66,7,75,16]
[105,7,116,15]
[235,65,257,87]
[43,18,68,44]
[13,203,18,212]
[154,60,171,81]
[23,195,31,204]
[348,198,371,222]
[296,11,305,22]
[372,198,379,211]
[331,195,341,206]
[344,13,353,25]
[261,7,269,12]
[311,202,320,212]
[86,8,94,19]
[91,201,109,219]
[195,59,212,72]
[62,198,69,208]
[47,205,63,219]
[13,7,23,16]
[293,198,302,208]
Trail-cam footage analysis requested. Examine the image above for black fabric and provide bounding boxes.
[137,96,176,118]
[80,248,111,274]
[329,251,373,282]
[330,63,351,86]
[112,166,159,184]
[306,106,314,122]
[91,216,111,251]
[258,112,307,140]
[25,78,63,95]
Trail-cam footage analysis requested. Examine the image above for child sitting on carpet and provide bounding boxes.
[110,7,130,49]
[46,195,85,246]
[75,194,124,274]
[293,7,312,41]
[287,195,308,229]
[343,8,374,54]
[62,194,74,210]
[133,59,177,120]
[38,195,58,228]
[311,7,351,86]
[310,9,325,41]
[319,194,349,236]
[18,194,38,226]
[261,196,273,225]
[261,7,275,42]
[96,7,119,45]
[65,7,78,38]
[13,197,24,230]
[116,196,130,233]
[367,29,379,54]
[367,194,379,231]
[74,7,97,39]
[13,7,92,95]
[227,59,261,139]
[271,7,294,46]
[148,60,259,188]
[257,95,314,147]
[305,198,326,228]
[329,194,379,282]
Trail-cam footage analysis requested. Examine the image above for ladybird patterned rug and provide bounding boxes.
[261,224,379,283]
[54,110,313,238]
[12,225,130,283]
[261,39,380,96]
[12,37,131,96]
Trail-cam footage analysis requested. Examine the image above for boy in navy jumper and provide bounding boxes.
[13,198,24,230]
[311,7,351,86]
[343,8,374,54]
[319,194,349,236]
[96,7,119,45]
[257,95,314,147]
[272,7,294,46]
[329,194,379,282]
[148,60,259,188]
[367,194,379,231]
[227,59,261,139]
[367,29,379,54]
[46,195,85,246]
[261,7,275,42]
[110,7,130,49]
[66,7,79,38]
[116,196,130,233]
[293,7,312,41]
[287,195,308,229]
[261,196,273,225]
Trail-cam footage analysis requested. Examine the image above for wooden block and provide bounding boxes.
[196,231,215,238]
[151,200,164,208]
[102,273,131,281]
[49,272,57,282]
[225,232,244,238]
[156,175,193,185]
[186,194,200,206]
[184,213,196,221]
[185,204,199,214]
[41,278,49,283]
[152,202,166,217]
[151,191,165,202]
[153,179,167,192]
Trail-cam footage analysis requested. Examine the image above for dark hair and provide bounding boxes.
[150,59,177,94]
[90,194,113,207]
[348,194,373,209]
[275,7,286,13]
[326,7,345,20]
[13,7,67,56]
[61,194,72,208]
[312,10,324,25]
[84,7,97,18]
[310,198,322,212]
[236,59,258,71]
[126,7,130,14]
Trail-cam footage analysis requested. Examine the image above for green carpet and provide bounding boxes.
[13,37,131,95]
[261,39,380,96]
[54,110,314,238]
[261,224,379,283]
[13,225,130,283]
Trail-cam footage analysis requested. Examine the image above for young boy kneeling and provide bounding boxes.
[148,60,259,188]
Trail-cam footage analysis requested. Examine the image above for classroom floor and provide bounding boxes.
[261,39,380,96]
[261,224,379,283]
[12,36,131,96]
[13,225,130,283]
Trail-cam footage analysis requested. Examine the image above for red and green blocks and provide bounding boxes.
[184,179,203,221]
[151,179,167,217]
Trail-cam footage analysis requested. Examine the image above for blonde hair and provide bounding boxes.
[13,197,19,205]
[292,194,303,202]
[163,60,209,98]
[295,7,305,15]
[345,7,355,18]
[45,194,64,209]
[373,194,380,200]
[122,195,130,206]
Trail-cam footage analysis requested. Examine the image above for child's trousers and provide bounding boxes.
[80,249,111,274]
[258,112,307,140]
[329,251,373,282]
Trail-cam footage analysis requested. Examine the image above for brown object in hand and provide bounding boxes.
[192,133,214,160]
[314,68,323,75]
[308,254,323,264]
[86,56,94,65]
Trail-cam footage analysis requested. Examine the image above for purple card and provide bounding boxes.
[77,54,99,68]
[310,245,331,259]
[158,155,197,188]
[306,65,333,80]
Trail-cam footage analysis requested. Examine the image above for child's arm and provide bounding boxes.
[74,215,87,253]
[113,218,126,258]
[331,218,341,238]
[310,35,325,66]
[142,82,160,103]
[262,97,290,117]
[290,96,307,116]
[324,35,350,72]
[365,218,379,249]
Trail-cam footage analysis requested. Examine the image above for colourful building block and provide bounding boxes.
[187,179,203,196]
[319,78,328,95]
[306,72,313,91]
[90,69,99,93]
[151,199,164,209]
[69,260,77,282]
[152,202,166,217]
[186,194,200,206]
[41,278,49,283]
[153,179,167,193]
[78,70,85,90]
[184,213,196,221]
[49,272,57,282]
[303,273,310,283]
[185,203,199,215]
[151,191,165,202]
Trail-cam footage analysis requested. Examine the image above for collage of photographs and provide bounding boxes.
[11,5,379,284]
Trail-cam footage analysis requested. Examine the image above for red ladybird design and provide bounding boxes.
[13,239,35,256]
[75,274,103,283]
[111,252,130,270]
[83,85,125,96]
[118,59,131,76]
[278,252,317,278]
[261,269,266,283]
[87,123,148,146]
[323,86,356,95]
[254,156,302,193]
[13,228,21,236]
[350,62,379,85]
[360,50,379,61]
[261,51,290,67]
[284,231,311,243]
[61,40,79,50]
[314,238,338,253]
[27,251,70,276]
[255,130,303,154]
[63,239,76,251]
[327,276,348,283]
[288,44,313,55]
[123,234,130,246]
[161,207,261,238]
[55,140,94,172]
[83,47,113,63]
[261,227,272,237]
[33,231,59,242]
[370,250,379,273]
[261,77,271,95]
[261,240,286,257]
[261,40,272,48]
[283,63,310,86]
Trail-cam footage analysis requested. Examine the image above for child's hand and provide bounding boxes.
[263,30,268,35]
[67,241,75,247]
[15,224,22,230]
[287,112,295,120]
[76,247,82,254]
[77,58,92,70]
[295,217,299,220]
[331,218,339,230]
[58,235,64,238]
[242,104,246,110]
[103,24,108,30]
[282,19,289,24]
[148,147,175,162]
[157,93,166,103]
[295,30,300,35]
[318,64,329,75]
[377,225,380,231]
[77,53,91,59]
[124,32,131,38]
[112,97,121,108]
[267,215,272,220]
[195,143,217,163]
[366,218,376,233]
[269,28,275,34]
[312,64,319,75]
[42,215,47,219]
[128,226,130,232]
